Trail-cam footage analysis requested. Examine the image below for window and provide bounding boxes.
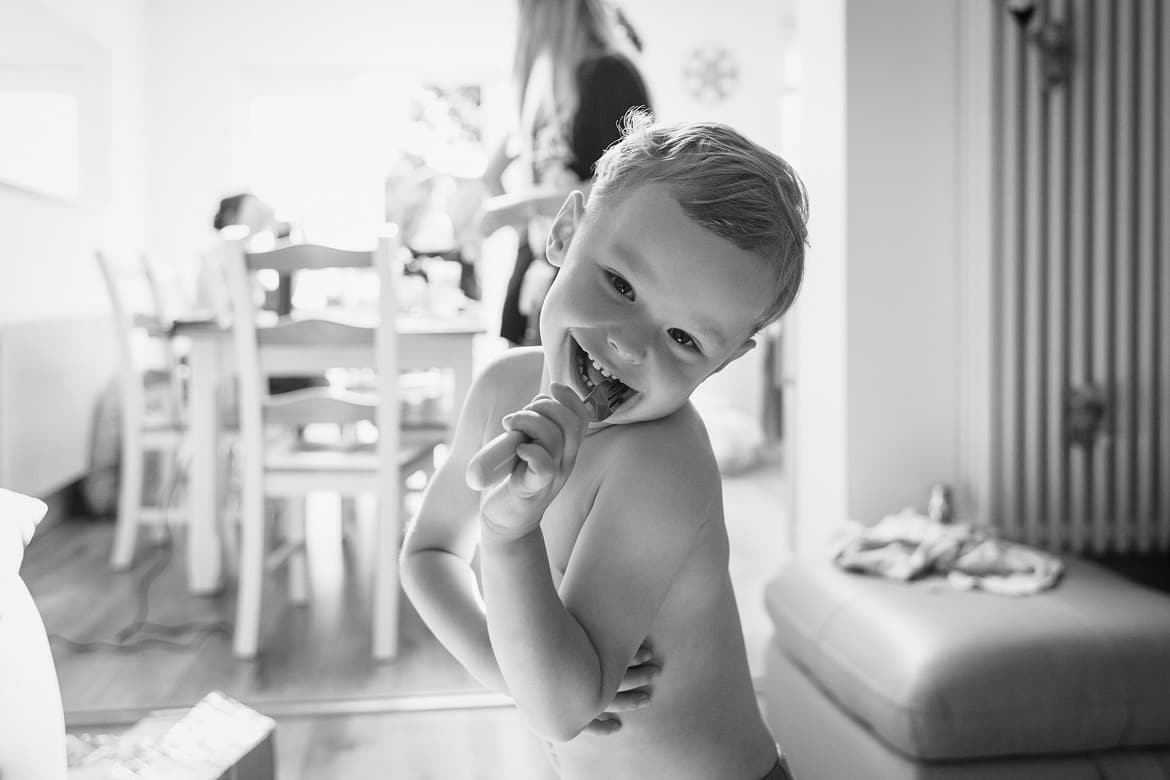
[239,73,487,248]
[0,68,81,201]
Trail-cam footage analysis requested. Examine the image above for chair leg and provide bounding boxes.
[148,448,177,545]
[283,497,309,605]
[233,466,266,659]
[340,496,358,547]
[110,420,144,570]
[218,445,240,581]
[372,488,400,661]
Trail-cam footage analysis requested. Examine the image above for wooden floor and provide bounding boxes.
[23,445,789,778]
[275,708,559,779]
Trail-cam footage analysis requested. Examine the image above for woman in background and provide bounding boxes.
[208,192,320,395]
[212,193,286,240]
[481,0,651,346]
[210,192,295,314]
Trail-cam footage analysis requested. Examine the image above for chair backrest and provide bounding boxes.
[218,229,403,473]
[139,251,187,329]
[94,251,184,423]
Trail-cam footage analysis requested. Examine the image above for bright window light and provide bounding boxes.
[246,91,384,246]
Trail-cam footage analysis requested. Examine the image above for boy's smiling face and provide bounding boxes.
[539,183,776,426]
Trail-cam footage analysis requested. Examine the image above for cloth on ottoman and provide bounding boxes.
[833,510,1064,596]
[765,557,1170,761]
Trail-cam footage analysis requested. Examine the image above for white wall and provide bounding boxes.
[625,0,790,421]
[791,0,967,551]
[0,0,148,322]
[0,0,146,494]
[625,0,786,142]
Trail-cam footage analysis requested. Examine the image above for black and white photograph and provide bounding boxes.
[1,0,1167,777]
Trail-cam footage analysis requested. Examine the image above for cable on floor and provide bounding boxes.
[48,448,234,654]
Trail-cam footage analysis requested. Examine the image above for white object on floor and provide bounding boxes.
[0,487,67,780]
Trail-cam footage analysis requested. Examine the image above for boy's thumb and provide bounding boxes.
[548,382,589,421]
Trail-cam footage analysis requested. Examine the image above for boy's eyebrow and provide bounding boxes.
[611,241,731,350]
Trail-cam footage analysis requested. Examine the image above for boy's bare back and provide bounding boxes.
[474,349,777,779]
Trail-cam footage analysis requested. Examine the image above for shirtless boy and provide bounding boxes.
[401,111,807,779]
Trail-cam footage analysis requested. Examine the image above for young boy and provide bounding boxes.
[401,112,807,780]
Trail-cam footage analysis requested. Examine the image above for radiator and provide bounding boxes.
[991,0,1169,555]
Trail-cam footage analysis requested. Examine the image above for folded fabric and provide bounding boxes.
[832,509,1064,596]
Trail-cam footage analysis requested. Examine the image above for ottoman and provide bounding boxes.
[762,557,1170,779]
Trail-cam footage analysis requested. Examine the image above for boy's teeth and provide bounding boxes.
[578,344,635,410]
[590,357,613,379]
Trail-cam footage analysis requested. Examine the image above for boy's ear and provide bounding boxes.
[712,337,757,375]
[546,190,586,268]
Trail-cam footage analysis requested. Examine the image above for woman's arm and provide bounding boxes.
[482,136,514,197]
[478,187,586,238]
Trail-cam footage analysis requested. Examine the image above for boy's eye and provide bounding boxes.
[607,272,634,300]
[668,328,698,350]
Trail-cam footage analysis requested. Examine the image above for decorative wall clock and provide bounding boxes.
[682,45,740,104]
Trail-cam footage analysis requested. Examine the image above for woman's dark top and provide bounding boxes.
[567,54,652,180]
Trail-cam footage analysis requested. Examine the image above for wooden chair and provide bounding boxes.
[95,251,187,570]
[220,230,444,660]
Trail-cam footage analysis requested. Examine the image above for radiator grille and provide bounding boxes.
[991,0,1169,554]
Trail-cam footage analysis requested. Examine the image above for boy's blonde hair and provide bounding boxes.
[589,110,808,331]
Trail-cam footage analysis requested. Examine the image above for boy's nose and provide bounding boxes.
[607,328,647,365]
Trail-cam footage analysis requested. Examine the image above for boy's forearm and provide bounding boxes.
[479,527,604,741]
[399,549,506,693]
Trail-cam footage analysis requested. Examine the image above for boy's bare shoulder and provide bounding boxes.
[470,347,545,408]
[609,401,715,459]
[596,402,722,509]
[476,346,544,389]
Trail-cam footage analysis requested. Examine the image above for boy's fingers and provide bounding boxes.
[504,411,565,453]
[514,443,555,478]
[582,715,622,735]
[509,393,587,475]
[544,383,588,468]
[616,664,659,691]
[606,690,651,712]
[527,394,587,435]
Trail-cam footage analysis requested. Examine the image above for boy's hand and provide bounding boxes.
[479,383,589,540]
[583,642,659,736]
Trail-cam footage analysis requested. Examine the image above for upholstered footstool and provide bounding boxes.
[762,557,1170,779]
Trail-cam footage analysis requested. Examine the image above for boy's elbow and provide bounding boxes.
[398,545,439,597]
[398,547,420,587]
[520,689,608,743]
[525,711,590,743]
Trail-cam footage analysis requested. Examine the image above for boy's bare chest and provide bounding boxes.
[539,441,609,584]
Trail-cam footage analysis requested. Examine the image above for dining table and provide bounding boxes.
[173,306,486,595]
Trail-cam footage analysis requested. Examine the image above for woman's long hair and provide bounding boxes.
[511,0,640,122]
